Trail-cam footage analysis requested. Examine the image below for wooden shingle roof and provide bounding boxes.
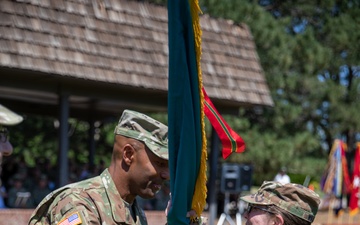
[0,0,273,116]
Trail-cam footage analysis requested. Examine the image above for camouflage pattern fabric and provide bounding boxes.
[114,110,168,160]
[28,169,148,225]
[240,181,320,222]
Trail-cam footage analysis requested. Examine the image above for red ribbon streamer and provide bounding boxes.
[202,87,245,159]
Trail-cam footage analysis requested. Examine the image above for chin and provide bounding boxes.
[139,191,156,199]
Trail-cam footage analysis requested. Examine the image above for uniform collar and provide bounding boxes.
[100,169,147,224]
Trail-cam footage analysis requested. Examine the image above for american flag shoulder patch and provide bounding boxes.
[57,212,82,225]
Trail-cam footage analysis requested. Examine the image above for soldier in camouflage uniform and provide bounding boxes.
[241,181,321,225]
[0,104,23,182]
[0,104,23,208]
[29,109,169,225]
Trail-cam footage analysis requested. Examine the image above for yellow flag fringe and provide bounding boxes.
[189,0,207,218]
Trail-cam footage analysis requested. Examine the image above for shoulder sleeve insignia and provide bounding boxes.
[57,212,82,225]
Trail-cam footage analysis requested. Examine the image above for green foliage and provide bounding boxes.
[9,115,58,166]
[198,0,359,186]
[288,173,308,185]
[8,114,115,168]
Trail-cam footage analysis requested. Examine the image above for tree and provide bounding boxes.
[199,0,360,184]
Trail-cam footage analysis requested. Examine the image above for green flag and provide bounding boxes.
[167,0,206,224]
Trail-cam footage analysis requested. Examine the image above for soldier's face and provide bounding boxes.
[243,204,278,225]
[0,127,13,175]
[132,145,169,199]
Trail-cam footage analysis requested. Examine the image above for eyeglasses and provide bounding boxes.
[0,128,9,143]
[246,204,275,215]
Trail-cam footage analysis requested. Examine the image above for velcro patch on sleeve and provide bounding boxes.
[57,212,82,225]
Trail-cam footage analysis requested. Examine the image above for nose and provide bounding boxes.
[243,211,249,219]
[0,140,13,157]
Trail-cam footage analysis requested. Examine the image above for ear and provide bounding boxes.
[273,214,284,225]
[123,144,135,165]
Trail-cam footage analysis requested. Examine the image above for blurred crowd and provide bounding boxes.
[0,155,170,210]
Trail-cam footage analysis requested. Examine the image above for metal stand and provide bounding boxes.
[216,192,242,225]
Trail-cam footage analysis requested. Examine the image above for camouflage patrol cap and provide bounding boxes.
[240,181,320,222]
[0,104,23,126]
[114,109,168,160]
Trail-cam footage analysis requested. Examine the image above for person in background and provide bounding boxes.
[29,109,169,225]
[241,181,320,225]
[31,174,51,207]
[0,104,23,208]
[7,173,32,208]
[274,167,291,184]
[0,185,6,209]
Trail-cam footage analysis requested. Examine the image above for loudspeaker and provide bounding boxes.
[220,164,240,193]
[238,164,253,192]
[220,163,253,193]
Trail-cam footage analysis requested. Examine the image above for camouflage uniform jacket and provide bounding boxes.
[28,169,148,225]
